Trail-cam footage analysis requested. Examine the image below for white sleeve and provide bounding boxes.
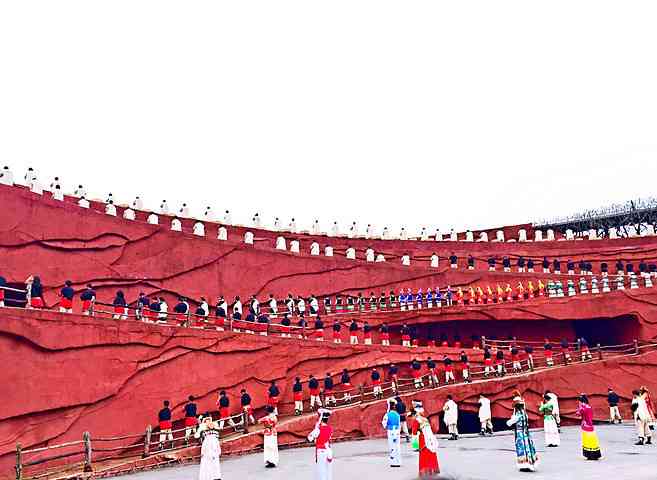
[421,424,439,453]
[506,413,519,427]
[307,423,320,442]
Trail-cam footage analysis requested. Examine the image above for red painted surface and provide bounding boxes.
[2,184,657,476]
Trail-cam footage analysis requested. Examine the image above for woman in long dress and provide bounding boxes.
[539,394,560,447]
[506,394,538,472]
[259,406,279,468]
[195,416,222,480]
[576,394,602,460]
[410,401,440,477]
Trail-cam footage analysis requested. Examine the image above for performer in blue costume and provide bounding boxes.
[381,398,402,467]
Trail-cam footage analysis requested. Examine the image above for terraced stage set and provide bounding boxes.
[1,183,657,479]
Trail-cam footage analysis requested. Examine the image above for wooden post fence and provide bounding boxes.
[83,431,92,472]
[15,444,22,480]
[242,411,249,434]
[597,343,603,361]
[634,339,639,355]
[143,425,152,458]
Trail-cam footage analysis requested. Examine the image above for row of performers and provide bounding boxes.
[171,392,610,479]
[158,341,596,449]
[194,407,335,480]
[322,283,548,313]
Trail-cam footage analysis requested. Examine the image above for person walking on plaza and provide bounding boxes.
[308,409,334,480]
[195,415,222,480]
[478,393,493,436]
[259,406,279,468]
[539,393,560,447]
[632,388,654,445]
[608,387,622,424]
[577,394,602,460]
[506,393,538,472]
[411,401,440,477]
[443,395,459,440]
[545,390,561,431]
[381,398,402,467]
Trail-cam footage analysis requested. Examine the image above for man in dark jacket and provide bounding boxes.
[608,387,622,424]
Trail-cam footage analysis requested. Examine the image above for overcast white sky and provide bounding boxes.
[1,1,656,234]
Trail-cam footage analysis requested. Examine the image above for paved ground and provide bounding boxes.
[117,424,654,480]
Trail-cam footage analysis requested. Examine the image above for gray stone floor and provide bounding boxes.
[117,424,654,480]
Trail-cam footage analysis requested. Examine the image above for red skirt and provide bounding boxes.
[60,298,73,309]
[215,317,226,327]
[402,335,411,341]
[0,290,4,301]
[294,392,303,401]
[30,297,44,308]
[220,407,230,419]
[412,369,422,379]
[159,420,172,430]
[184,417,197,427]
[310,388,320,396]
[445,365,453,372]
[314,329,324,339]
[484,358,493,366]
[419,445,440,476]
[82,300,92,311]
[333,331,341,340]
[381,333,390,340]
[268,396,279,406]
[372,379,381,386]
[114,305,126,314]
[364,332,372,340]
[545,351,553,358]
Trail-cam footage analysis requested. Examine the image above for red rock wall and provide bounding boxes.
[2,184,657,476]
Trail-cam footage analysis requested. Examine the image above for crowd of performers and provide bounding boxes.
[7,259,656,316]
[169,383,655,480]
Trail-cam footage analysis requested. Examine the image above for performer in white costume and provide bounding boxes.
[443,395,459,440]
[0,165,14,185]
[259,406,279,468]
[308,409,333,480]
[381,398,402,467]
[195,416,222,480]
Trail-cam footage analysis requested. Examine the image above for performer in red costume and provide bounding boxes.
[307,409,333,480]
[410,401,440,477]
